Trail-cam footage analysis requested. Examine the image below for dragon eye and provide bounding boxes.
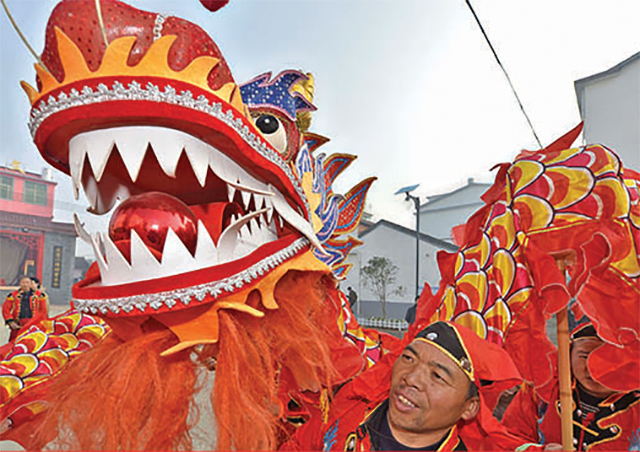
[254,114,288,156]
[255,114,280,134]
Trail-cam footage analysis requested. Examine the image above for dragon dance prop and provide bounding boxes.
[0,1,397,449]
[413,124,640,400]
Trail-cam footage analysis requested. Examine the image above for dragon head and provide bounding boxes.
[23,0,372,352]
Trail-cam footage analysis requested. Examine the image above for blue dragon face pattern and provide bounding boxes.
[240,70,375,279]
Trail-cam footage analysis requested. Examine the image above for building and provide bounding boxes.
[418,178,491,243]
[575,51,640,171]
[342,219,457,320]
[0,162,76,306]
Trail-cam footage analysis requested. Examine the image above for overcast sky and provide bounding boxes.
[1,0,639,256]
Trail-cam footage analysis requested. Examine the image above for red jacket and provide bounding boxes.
[284,396,466,451]
[502,381,640,451]
[283,350,522,451]
[3,289,49,325]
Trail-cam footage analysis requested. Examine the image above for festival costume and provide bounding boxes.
[2,289,48,341]
[0,1,637,450]
[503,379,640,451]
[283,322,524,451]
[415,125,640,403]
[502,322,640,451]
[0,1,395,450]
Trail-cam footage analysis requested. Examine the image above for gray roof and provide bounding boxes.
[359,219,459,252]
[575,51,640,88]
[419,181,490,211]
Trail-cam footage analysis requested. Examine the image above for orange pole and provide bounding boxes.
[556,308,574,451]
[554,254,574,451]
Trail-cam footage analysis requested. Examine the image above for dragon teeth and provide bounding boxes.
[90,208,282,286]
[68,125,328,283]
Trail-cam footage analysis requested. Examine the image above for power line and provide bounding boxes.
[465,0,543,148]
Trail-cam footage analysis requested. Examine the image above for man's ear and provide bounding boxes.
[460,396,480,421]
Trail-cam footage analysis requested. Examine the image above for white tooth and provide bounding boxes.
[114,129,149,182]
[149,131,184,178]
[207,141,274,196]
[69,137,87,200]
[194,220,218,266]
[241,190,251,210]
[265,203,274,224]
[83,174,99,212]
[249,218,263,244]
[101,233,132,285]
[73,214,92,244]
[259,219,278,242]
[254,194,265,210]
[218,208,269,263]
[184,138,209,187]
[90,233,109,277]
[130,229,163,273]
[161,228,196,272]
[267,185,328,255]
[239,224,251,242]
[235,222,258,260]
[266,211,277,237]
[74,130,115,183]
[227,185,236,203]
[115,184,132,201]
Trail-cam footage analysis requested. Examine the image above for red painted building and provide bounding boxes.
[0,162,76,305]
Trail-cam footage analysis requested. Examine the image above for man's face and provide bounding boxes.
[388,341,478,447]
[19,278,31,292]
[571,338,614,399]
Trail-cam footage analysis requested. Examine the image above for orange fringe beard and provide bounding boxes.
[31,270,345,450]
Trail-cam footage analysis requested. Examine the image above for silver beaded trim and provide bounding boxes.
[153,14,167,41]
[27,80,311,217]
[73,237,309,315]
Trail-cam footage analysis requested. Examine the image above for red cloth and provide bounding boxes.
[502,380,640,451]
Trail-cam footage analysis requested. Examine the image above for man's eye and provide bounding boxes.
[402,354,413,362]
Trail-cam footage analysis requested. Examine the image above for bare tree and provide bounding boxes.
[361,256,403,319]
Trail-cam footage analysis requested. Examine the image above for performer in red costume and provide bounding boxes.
[2,276,48,342]
[502,319,640,451]
[283,321,524,451]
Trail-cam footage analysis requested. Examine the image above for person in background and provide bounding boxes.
[30,276,49,317]
[502,319,640,451]
[2,276,49,342]
[405,296,419,325]
[347,286,358,310]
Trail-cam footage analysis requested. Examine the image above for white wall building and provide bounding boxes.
[417,178,491,243]
[575,51,640,171]
[342,219,457,320]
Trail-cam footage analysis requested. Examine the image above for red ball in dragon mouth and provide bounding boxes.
[109,192,198,261]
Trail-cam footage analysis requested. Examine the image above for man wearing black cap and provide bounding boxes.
[282,321,522,451]
[502,320,640,451]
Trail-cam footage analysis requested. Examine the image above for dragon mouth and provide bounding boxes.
[71,124,323,296]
